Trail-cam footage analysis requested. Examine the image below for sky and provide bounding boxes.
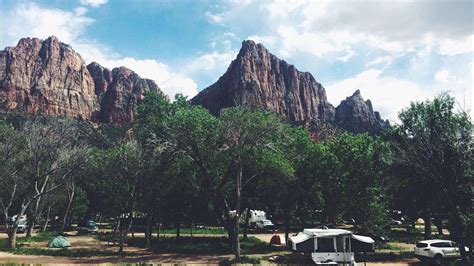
[0,0,472,122]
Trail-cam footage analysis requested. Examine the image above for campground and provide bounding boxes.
[0,224,430,265]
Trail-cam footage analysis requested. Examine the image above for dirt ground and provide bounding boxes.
[0,232,419,265]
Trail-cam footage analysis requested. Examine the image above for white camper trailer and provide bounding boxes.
[288,228,375,265]
[229,209,274,229]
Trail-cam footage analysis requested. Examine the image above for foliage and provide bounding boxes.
[391,94,473,260]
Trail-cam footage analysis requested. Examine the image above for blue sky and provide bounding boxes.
[0,0,472,121]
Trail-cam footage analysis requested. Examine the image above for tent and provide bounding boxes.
[48,236,71,248]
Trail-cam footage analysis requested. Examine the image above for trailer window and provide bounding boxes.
[317,238,335,252]
[336,237,344,252]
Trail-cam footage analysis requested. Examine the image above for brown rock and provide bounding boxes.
[0,36,161,124]
[191,40,335,122]
[87,63,160,124]
[0,36,99,120]
[335,90,390,133]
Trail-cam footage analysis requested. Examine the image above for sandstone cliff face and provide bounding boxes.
[0,37,160,124]
[335,90,389,133]
[191,40,335,122]
[0,36,99,119]
[87,62,159,124]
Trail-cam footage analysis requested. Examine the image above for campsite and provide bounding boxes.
[0,213,469,265]
[0,0,473,265]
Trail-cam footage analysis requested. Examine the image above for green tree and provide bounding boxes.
[392,94,473,263]
[327,133,391,232]
[0,119,27,248]
[89,141,146,256]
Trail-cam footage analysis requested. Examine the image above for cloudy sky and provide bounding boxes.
[0,0,472,121]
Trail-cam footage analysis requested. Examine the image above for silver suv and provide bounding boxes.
[414,239,468,264]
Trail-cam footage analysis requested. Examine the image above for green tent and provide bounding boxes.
[48,236,71,248]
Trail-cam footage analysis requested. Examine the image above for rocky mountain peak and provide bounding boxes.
[0,36,161,124]
[335,90,389,133]
[191,40,336,122]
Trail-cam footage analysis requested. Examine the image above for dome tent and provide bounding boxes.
[48,235,71,248]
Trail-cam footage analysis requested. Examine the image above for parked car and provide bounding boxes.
[255,219,274,230]
[7,223,27,234]
[414,239,469,264]
[6,215,28,234]
[77,219,99,233]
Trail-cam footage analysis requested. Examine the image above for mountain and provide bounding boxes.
[191,40,389,133]
[191,40,336,122]
[0,36,160,124]
[335,90,390,133]
[0,36,388,133]
[87,62,159,124]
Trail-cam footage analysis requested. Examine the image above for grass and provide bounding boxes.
[124,235,281,255]
[386,228,424,244]
[17,231,59,244]
[355,251,415,262]
[0,231,123,257]
[220,256,261,265]
[9,247,120,257]
[378,243,411,251]
[0,231,56,251]
[156,227,228,235]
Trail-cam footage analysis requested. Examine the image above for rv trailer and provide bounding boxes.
[288,228,375,265]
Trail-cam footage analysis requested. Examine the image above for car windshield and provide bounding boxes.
[85,220,96,227]
[416,243,428,248]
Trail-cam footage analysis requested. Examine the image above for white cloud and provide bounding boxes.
[276,26,354,58]
[205,11,226,25]
[2,2,94,46]
[0,2,198,99]
[326,70,429,122]
[97,57,198,99]
[80,0,108,8]
[434,70,451,82]
[437,35,474,56]
[366,56,394,67]
[246,35,276,46]
[74,7,88,16]
[471,62,474,79]
[186,52,236,73]
[242,1,473,60]
[336,50,354,62]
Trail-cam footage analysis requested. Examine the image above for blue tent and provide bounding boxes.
[48,235,71,248]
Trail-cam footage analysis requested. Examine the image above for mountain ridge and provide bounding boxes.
[0,36,160,124]
[0,36,388,133]
[191,40,388,133]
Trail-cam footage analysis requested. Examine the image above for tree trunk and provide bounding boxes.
[113,217,121,236]
[284,208,290,246]
[119,213,134,257]
[131,213,135,238]
[423,208,431,239]
[434,216,443,236]
[157,218,160,240]
[61,185,75,233]
[7,229,17,249]
[42,205,52,232]
[233,217,241,260]
[145,212,153,250]
[243,208,250,240]
[26,218,35,238]
[233,157,242,261]
[176,218,181,239]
